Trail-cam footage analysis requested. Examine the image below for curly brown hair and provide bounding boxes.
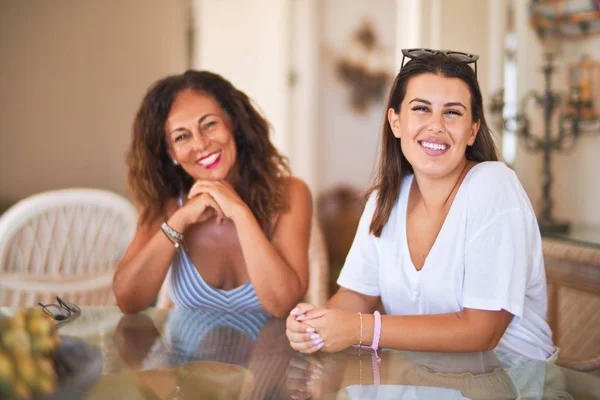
[127,70,290,236]
[368,53,498,237]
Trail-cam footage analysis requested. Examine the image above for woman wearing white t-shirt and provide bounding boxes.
[286,49,557,362]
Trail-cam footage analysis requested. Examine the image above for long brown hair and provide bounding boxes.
[127,70,290,235]
[368,54,498,236]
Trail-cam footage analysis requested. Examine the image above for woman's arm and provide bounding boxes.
[363,308,513,352]
[112,214,179,314]
[326,287,380,314]
[113,194,225,313]
[296,306,513,353]
[233,177,313,317]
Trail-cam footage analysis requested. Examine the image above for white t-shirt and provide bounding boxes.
[337,161,556,361]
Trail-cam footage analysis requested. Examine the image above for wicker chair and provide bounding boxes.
[317,186,363,296]
[305,215,329,307]
[156,214,330,308]
[0,188,137,307]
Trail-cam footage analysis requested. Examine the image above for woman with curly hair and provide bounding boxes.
[113,70,312,317]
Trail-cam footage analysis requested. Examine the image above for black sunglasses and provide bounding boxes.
[401,48,479,76]
[38,296,81,324]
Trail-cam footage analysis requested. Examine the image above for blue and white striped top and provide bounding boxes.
[167,247,264,312]
[166,308,270,366]
[166,195,265,312]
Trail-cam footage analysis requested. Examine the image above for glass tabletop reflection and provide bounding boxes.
[21,307,600,399]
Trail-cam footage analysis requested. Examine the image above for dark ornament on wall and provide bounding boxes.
[335,21,393,114]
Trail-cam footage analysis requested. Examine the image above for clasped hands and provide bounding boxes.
[286,303,359,354]
[178,180,248,226]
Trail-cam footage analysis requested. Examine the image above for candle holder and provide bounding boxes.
[566,54,600,120]
[490,53,600,234]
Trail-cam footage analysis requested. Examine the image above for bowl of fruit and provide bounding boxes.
[0,309,103,400]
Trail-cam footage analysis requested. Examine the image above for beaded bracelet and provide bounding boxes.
[371,310,382,362]
[161,222,183,248]
[357,312,363,348]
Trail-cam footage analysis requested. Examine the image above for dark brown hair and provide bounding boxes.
[368,53,498,236]
[127,70,290,235]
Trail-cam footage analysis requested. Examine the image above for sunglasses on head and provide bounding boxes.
[38,296,81,324]
[401,48,479,76]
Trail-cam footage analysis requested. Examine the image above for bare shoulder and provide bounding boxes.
[282,176,313,211]
[270,177,313,244]
[271,177,312,231]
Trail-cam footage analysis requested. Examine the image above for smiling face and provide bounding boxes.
[165,89,237,182]
[388,73,480,179]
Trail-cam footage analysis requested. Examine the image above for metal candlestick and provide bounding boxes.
[491,53,600,233]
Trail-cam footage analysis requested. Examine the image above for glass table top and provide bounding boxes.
[3,307,599,399]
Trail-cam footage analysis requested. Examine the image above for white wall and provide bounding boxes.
[315,0,506,193]
[513,2,600,227]
[395,0,423,60]
[289,0,320,192]
[555,36,600,227]
[319,0,397,192]
[549,36,600,228]
[7,0,592,226]
[0,1,189,208]
[417,0,503,116]
[193,0,291,157]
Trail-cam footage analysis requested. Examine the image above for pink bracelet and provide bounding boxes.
[371,310,381,362]
[372,351,381,384]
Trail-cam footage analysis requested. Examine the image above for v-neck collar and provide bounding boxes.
[401,163,484,274]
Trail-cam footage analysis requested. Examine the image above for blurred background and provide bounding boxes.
[1,0,599,227]
[1,0,599,373]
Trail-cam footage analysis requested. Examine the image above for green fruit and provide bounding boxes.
[0,312,60,399]
[1,312,25,331]
[34,376,57,396]
[30,336,55,356]
[12,379,31,400]
[0,351,15,391]
[26,313,54,337]
[24,308,45,319]
[14,356,37,389]
[34,357,55,378]
[34,377,56,397]
[1,330,31,357]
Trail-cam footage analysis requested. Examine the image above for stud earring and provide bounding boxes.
[173,159,179,166]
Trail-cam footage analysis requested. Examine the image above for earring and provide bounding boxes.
[172,159,179,166]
